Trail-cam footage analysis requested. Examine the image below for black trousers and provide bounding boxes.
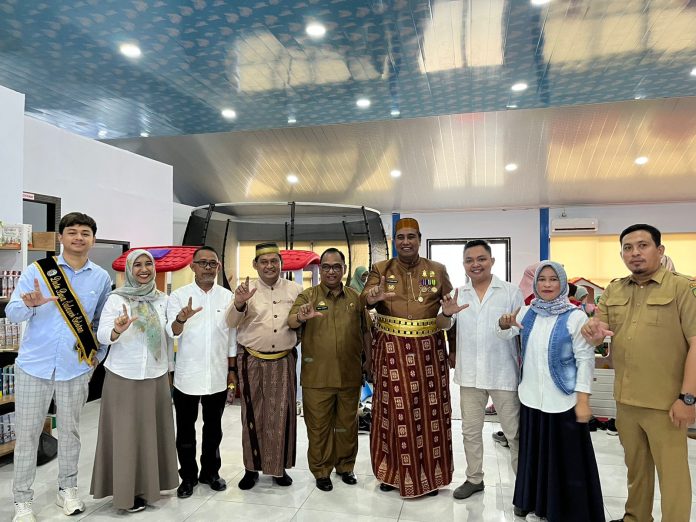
[172,387,227,481]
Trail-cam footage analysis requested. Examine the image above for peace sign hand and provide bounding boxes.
[20,278,59,308]
[440,289,469,317]
[366,276,397,305]
[177,296,203,322]
[498,307,523,330]
[297,303,323,322]
[581,317,614,346]
[234,276,257,308]
[113,303,138,334]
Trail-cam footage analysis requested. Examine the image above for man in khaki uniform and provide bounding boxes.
[288,248,369,492]
[583,224,696,522]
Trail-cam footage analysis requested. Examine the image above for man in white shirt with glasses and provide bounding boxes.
[437,239,523,500]
[166,246,236,498]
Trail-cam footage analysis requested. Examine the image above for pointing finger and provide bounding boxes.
[122,303,128,316]
[33,278,41,292]
[187,296,193,308]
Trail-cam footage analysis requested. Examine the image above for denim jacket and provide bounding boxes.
[520,309,576,395]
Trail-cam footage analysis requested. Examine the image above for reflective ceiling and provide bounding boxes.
[112,97,696,211]
[2,0,696,139]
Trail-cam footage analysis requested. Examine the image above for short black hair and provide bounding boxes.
[320,247,346,264]
[619,224,661,247]
[193,245,219,260]
[59,212,97,234]
[463,239,492,256]
[568,282,577,297]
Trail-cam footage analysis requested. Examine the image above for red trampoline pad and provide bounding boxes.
[112,246,201,273]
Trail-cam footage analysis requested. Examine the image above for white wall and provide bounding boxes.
[550,203,696,235]
[0,85,25,223]
[400,209,540,285]
[23,117,173,246]
[173,202,194,245]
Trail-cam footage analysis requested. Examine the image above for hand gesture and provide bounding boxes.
[113,304,138,334]
[366,276,397,305]
[669,399,696,429]
[87,351,99,368]
[234,276,257,308]
[298,303,323,322]
[581,317,614,345]
[177,296,202,322]
[498,307,522,330]
[20,278,58,308]
[440,289,469,317]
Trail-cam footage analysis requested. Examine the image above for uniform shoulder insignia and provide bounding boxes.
[610,277,623,283]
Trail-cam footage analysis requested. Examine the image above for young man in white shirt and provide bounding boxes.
[166,246,236,498]
[437,240,523,500]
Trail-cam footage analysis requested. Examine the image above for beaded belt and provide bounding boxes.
[374,313,438,338]
[244,347,292,360]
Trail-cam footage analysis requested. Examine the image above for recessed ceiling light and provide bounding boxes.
[221,108,236,119]
[98,129,107,138]
[691,67,696,77]
[140,131,149,137]
[505,163,518,172]
[356,98,371,109]
[287,174,299,184]
[390,108,401,117]
[390,169,402,178]
[119,43,142,58]
[306,22,326,38]
[511,82,528,92]
[287,116,297,124]
[531,0,551,5]
[506,103,518,109]
[634,156,648,165]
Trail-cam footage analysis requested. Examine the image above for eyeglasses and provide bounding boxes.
[192,260,220,269]
[321,264,344,273]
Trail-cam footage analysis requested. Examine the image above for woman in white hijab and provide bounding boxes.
[91,250,177,512]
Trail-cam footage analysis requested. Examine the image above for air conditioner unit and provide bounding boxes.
[550,218,599,234]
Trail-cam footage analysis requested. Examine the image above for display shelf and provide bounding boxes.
[0,440,16,458]
[0,394,14,406]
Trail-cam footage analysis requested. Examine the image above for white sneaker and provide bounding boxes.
[56,487,85,516]
[13,501,36,522]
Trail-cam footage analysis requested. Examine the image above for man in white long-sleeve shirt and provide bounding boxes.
[437,240,523,500]
[166,246,236,498]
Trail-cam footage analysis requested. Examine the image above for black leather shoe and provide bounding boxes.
[379,483,396,492]
[315,477,333,491]
[176,479,197,498]
[426,489,438,496]
[609,519,624,522]
[238,470,259,490]
[199,475,227,491]
[513,506,529,517]
[273,471,293,486]
[337,471,357,485]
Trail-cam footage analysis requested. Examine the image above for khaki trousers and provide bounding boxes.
[303,386,360,479]
[459,387,520,484]
[616,402,691,522]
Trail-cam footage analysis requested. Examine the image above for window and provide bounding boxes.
[427,238,511,288]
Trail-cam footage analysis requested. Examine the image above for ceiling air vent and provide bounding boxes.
[550,218,599,234]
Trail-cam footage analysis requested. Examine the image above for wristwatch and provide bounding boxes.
[679,393,696,406]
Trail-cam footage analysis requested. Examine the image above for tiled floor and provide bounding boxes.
[2,393,696,522]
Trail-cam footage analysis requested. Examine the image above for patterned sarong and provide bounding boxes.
[239,348,297,476]
[370,330,453,497]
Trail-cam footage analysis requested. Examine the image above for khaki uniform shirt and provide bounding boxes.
[597,267,696,411]
[289,283,366,388]
[362,257,453,320]
[226,277,302,353]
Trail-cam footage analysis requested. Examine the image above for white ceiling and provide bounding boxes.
[111,96,696,212]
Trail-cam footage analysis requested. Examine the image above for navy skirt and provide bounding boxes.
[513,404,604,522]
